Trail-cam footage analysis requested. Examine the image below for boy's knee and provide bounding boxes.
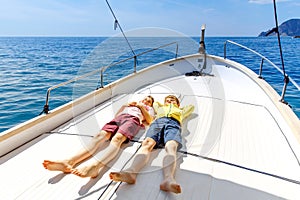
[95,130,111,140]
[111,133,127,144]
[166,140,178,147]
[141,137,156,150]
[165,140,179,153]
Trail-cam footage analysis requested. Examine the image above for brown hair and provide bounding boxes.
[147,95,154,106]
[164,95,179,106]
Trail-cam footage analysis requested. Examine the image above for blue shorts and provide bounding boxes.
[146,117,182,150]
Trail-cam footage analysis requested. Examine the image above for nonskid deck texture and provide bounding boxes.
[1,62,300,199]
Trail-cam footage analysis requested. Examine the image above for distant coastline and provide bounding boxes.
[259,18,300,37]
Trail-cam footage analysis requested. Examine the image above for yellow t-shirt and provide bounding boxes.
[153,102,194,124]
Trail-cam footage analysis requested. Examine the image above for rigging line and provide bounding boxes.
[105,0,136,57]
[100,142,143,200]
[272,0,286,76]
[178,150,300,185]
[44,131,93,138]
[106,136,300,185]
[129,141,300,185]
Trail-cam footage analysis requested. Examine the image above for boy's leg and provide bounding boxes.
[43,130,111,173]
[110,137,156,184]
[71,132,127,178]
[160,140,181,194]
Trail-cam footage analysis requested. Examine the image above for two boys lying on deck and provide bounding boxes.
[43,95,194,194]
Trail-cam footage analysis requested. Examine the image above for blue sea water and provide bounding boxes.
[0,36,299,133]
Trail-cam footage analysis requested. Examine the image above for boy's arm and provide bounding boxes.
[115,101,137,117]
[137,104,153,124]
[153,101,163,114]
[182,105,195,120]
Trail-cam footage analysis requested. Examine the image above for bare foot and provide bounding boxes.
[43,160,73,173]
[71,165,100,178]
[160,178,182,194]
[109,171,136,184]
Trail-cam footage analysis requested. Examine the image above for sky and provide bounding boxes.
[0,0,299,37]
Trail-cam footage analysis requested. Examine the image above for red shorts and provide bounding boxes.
[101,113,142,141]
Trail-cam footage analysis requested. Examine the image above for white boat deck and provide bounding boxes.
[1,58,300,199]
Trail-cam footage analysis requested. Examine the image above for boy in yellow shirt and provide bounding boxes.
[110,95,194,194]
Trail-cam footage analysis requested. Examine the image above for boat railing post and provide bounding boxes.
[100,68,104,88]
[258,58,264,79]
[134,55,137,73]
[42,89,51,114]
[198,24,206,54]
[280,75,289,104]
[175,43,178,59]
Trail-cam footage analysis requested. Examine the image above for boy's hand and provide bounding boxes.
[128,101,137,106]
